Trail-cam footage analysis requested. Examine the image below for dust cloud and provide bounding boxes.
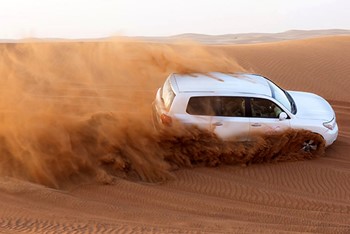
[0,40,324,188]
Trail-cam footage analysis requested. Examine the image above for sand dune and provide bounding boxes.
[135,29,350,44]
[0,35,349,233]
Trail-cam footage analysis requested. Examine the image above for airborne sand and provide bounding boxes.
[0,35,349,233]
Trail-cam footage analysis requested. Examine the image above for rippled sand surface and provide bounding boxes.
[0,35,349,233]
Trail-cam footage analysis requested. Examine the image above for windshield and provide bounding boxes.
[267,80,293,113]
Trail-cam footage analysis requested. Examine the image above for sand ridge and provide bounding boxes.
[0,35,349,233]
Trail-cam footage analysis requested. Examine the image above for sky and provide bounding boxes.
[0,0,349,39]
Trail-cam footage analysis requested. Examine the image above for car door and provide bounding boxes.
[184,96,250,140]
[248,97,291,136]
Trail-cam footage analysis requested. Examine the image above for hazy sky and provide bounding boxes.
[0,0,349,39]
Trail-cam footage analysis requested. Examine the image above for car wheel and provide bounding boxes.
[301,139,318,152]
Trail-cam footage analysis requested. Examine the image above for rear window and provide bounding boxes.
[186,96,245,117]
[161,78,176,110]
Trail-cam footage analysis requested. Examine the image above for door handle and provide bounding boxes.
[251,123,261,127]
[212,122,223,126]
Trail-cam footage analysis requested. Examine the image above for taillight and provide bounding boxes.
[160,113,172,126]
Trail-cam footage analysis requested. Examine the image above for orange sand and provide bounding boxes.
[0,34,349,233]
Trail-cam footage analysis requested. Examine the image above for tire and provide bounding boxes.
[301,139,318,152]
[297,131,325,156]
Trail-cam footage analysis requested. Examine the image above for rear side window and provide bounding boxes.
[186,96,245,117]
[161,78,176,110]
[186,97,218,116]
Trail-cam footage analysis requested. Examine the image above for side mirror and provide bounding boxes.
[279,112,288,121]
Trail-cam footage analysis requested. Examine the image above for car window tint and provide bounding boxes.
[186,96,245,117]
[186,97,217,116]
[250,98,283,118]
[220,97,245,117]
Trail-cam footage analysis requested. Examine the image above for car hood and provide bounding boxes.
[288,91,334,121]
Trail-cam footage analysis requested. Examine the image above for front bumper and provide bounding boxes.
[323,123,338,147]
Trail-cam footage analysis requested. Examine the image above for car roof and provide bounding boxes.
[170,72,272,97]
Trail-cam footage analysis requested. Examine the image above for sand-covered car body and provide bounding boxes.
[152,72,338,147]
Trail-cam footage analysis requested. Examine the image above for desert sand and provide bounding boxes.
[0,33,349,233]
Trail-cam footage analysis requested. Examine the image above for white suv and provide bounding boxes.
[152,72,338,151]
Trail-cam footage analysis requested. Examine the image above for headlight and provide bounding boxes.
[323,117,336,130]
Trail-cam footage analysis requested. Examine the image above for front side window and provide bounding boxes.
[250,98,283,118]
[186,96,245,117]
